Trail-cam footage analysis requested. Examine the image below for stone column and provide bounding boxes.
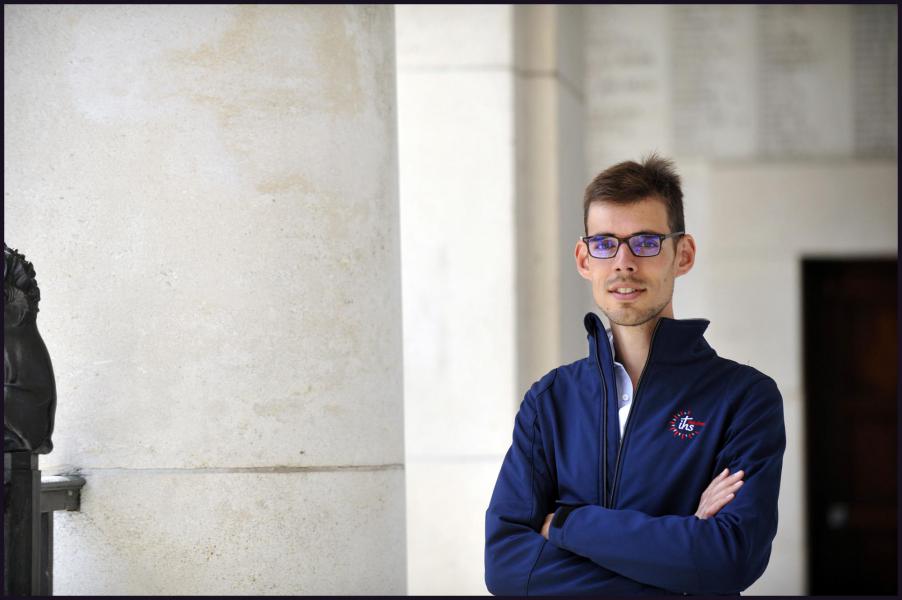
[513,5,592,394]
[395,6,517,594]
[396,6,589,593]
[4,5,405,594]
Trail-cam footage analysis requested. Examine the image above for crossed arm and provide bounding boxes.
[485,377,785,596]
[540,467,745,539]
[542,467,743,540]
[487,465,747,596]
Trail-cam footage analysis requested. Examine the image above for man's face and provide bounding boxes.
[575,197,695,327]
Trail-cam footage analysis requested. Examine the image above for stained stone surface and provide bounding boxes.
[5,5,404,471]
[52,469,406,595]
[5,5,406,594]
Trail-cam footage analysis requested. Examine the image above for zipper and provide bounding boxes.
[593,336,608,508]
[608,318,663,508]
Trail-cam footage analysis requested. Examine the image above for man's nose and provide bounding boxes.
[613,241,637,272]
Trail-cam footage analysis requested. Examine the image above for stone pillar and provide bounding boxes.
[395,6,517,594]
[396,6,589,593]
[4,5,405,594]
[513,5,591,394]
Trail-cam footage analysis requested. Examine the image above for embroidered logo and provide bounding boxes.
[668,409,706,440]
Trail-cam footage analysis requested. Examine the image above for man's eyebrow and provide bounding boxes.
[587,230,663,237]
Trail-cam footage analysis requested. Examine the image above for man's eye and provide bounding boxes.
[597,239,616,249]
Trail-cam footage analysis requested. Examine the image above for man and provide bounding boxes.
[484,155,785,596]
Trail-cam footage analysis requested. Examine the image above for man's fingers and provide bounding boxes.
[709,468,743,489]
[704,483,743,513]
[722,479,744,494]
[715,487,740,504]
[701,492,737,518]
[723,469,744,481]
[713,493,736,510]
[697,469,746,519]
[710,471,744,495]
[709,485,742,509]
[703,469,733,497]
[716,478,744,494]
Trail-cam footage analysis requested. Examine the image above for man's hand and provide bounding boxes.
[541,512,554,539]
[695,468,744,519]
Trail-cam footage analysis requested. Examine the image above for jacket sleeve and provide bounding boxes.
[485,378,662,596]
[546,375,786,595]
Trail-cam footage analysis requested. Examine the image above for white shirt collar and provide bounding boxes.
[605,328,620,365]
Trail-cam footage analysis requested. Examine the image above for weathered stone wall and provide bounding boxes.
[5,5,405,594]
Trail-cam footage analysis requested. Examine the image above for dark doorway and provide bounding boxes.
[803,257,897,595]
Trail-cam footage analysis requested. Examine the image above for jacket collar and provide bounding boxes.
[584,312,714,366]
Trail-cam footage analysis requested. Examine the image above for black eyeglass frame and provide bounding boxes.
[579,231,685,259]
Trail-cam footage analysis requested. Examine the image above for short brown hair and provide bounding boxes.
[583,153,685,236]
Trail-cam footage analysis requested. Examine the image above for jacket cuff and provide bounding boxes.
[547,504,580,547]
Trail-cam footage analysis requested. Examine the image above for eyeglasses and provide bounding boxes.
[580,231,685,259]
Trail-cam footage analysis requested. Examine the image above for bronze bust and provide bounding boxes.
[4,244,56,454]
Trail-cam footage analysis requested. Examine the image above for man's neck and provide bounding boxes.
[610,317,664,391]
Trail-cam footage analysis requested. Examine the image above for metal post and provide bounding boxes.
[3,453,9,596]
[40,511,53,595]
[38,474,86,595]
[7,452,42,595]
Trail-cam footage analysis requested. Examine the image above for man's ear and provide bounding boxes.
[575,239,592,281]
[674,234,696,277]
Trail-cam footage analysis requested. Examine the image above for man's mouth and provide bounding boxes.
[608,286,645,300]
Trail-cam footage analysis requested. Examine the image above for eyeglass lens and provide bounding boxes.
[587,235,662,258]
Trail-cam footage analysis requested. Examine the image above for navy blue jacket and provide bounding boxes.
[485,313,785,596]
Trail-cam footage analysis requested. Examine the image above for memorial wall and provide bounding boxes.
[588,4,897,165]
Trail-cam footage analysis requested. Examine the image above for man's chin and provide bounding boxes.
[607,315,653,327]
[599,304,663,328]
